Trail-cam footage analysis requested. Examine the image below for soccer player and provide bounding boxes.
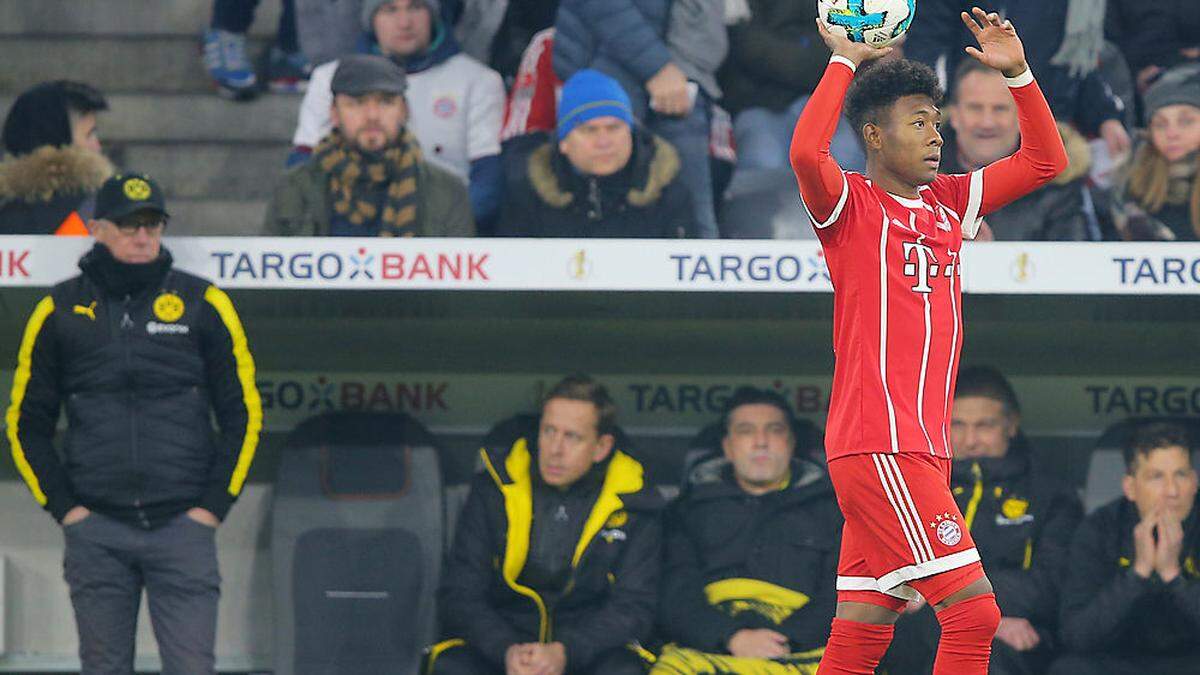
[790,7,1068,675]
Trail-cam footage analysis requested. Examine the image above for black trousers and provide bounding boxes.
[430,641,647,675]
[211,0,298,51]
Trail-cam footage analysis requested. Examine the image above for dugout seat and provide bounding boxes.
[271,412,445,675]
[1082,417,1200,513]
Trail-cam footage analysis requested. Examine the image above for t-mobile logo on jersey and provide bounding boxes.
[902,241,958,293]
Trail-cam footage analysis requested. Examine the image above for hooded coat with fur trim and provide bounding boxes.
[0,145,113,235]
[496,130,695,238]
[939,122,1094,241]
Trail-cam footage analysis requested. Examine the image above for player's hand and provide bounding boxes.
[1155,513,1185,582]
[186,507,220,528]
[961,7,1029,78]
[1132,512,1157,579]
[815,18,893,68]
[727,628,790,659]
[994,617,1041,651]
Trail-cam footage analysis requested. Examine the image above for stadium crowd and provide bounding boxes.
[1,0,1198,240]
[2,2,1200,674]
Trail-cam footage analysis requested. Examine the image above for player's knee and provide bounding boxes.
[936,592,1000,639]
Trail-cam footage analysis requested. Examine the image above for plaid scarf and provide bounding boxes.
[313,128,421,237]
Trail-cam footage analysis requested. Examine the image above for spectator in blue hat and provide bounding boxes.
[495,69,695,238]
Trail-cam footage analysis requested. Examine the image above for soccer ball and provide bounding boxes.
[818,0,916,49]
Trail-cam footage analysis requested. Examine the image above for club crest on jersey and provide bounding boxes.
[902,241,958,293]
[929,511,962,546]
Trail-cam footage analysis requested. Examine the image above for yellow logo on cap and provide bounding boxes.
[1001,497,1029,520]
[123,178,152,201]
[153,292,185,323]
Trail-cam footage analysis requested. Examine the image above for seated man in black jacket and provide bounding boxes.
[1049,421,1200,675]
[654,387,841,674]
[430,374,662,675]
[885,366,1083,675]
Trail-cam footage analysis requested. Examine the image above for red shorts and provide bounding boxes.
[828,452,983,611]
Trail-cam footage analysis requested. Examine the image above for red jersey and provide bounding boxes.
[790,57,1067,461]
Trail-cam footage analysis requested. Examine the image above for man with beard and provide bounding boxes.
[266,54,474,236]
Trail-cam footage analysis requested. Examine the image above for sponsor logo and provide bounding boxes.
[669,253,830,284]
[72,301,97,321]
[628,381,827,415]
[569,250,592,280]
[1086,385,1200,416]
[211,250,490,283]
[153,292,185,322]
[903,241,958,293]
[605,511,628,528]
[257,377,450,414]
[1113,256,1200,286]
[1011,252,1034,283]
[929,512,962,546]
[0,250,31,278]
[599,528,627,543]
[147,321,189,335]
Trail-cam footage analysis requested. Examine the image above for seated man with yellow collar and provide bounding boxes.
[654,387,842,674]
[430,374,662,675]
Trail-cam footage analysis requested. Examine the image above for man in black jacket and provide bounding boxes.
[430,374,661,675]
[884,366,1082,675]
[496,69,694,238]
[1049,421,1200,674]
[6,173,261,674]
[654,387,840,674]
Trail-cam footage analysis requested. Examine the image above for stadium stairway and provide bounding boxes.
[0,0,296,235]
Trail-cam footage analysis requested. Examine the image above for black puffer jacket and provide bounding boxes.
[949,437,1083,632]
[7,244,261,528]
[1059,497,1200,655]
[659,456,842,654]
[438,437,663,670]
[496,130,695,238]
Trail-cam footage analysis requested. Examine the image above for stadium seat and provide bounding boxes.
[1082,417,1200,513]
[271,412,445,675]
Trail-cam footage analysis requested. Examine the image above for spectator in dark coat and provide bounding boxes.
[497,70,694,238]
[884,367,1083,675]
[905,0,1131,159]
[553,0,718,237]
[718,0,865,173]
[655,387,840,674]
[1110,64,1200,240]
[429,375,662,675]
[0,81,113,235]
[941,59,1096,240]
[1049,421,1200,675]
[1105,0,1200,94]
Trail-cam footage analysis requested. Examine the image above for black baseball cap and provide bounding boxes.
[94,172,169,222]
[331,54,408,97]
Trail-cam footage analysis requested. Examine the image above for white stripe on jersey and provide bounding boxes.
[961,169,985,238]
[801,171,850,229]
[877,212,900,452]
[905,212,938,456]
[941,250,961,458]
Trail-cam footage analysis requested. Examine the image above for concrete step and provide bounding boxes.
[0,93,301,144]
[0,36,272,94]
[0,0,282,37]
[167,199,269,236]
[122,143,290,200]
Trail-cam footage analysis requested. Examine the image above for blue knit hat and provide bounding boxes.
[556,70,634,141]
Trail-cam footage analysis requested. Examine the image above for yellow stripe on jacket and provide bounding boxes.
[203,285,262,496]
[6,296,56,505]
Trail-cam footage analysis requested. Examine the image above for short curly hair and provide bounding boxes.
[844,59,944,135]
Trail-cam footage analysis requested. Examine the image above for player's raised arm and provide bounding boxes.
[789,20,891,226]
[961,7,1069,215]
